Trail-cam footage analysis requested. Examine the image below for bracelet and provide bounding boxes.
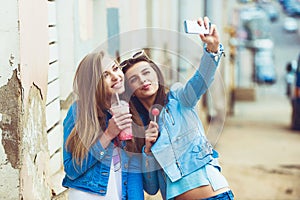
[206,47,219,54]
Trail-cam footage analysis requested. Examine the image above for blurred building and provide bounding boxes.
[0,0,234,199]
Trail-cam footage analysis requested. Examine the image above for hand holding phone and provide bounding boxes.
[184,20,210,35]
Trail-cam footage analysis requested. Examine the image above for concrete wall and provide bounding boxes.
[0,0,23,199]
[0,71,22,199]
[19,0,51,199]
[0,0,52,199]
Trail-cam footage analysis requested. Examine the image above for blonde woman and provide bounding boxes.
[62,51,144,200]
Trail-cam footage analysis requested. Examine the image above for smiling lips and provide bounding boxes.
[112,81,123,89]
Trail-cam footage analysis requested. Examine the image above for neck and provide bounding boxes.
[140,95,156,111]
[107,93,118,107]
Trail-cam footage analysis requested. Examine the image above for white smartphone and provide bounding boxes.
[184,20,210,35]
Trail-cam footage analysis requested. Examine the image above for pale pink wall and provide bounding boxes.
[18,0,52,198]
[19,0,49,104]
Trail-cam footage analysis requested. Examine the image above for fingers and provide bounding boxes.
[197,16,220,50]
[144,121,159,153]
[145,128,158,153]
[197,18,204,26]
[203,16,210,30]
[148,121,158,129]
[145,127,158,141]
[113,113,132,123]
[209,23,215,35]
[145,121,159,143]
[112,113,132,129]
[106,113,132,139]
[197,16,210,31]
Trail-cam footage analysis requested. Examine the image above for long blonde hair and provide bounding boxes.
[66,51,144,166]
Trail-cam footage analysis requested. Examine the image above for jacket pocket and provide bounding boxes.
[171,127,200,157]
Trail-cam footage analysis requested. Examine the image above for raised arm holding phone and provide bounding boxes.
[121,16,234,200]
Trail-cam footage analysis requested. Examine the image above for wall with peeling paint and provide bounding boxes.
[0,0,22,199]
[0,0,20,88]
[0,0,52,199]
[20,85,51,199]
[19,0,49,104]
[1,0,113,199]
[0,70,21,199]
[19,0,51,199]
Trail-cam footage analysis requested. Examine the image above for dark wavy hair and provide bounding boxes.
[121,51,167,107]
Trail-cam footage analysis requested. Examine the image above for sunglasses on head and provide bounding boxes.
[120,50,151,71]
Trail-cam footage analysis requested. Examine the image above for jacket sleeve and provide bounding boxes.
[172,44,224,107]
[62,103,111,180]
[141,146,160,195]
[127,154,144,200]
[127,172,144,199]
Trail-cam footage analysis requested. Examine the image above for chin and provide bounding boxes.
[115,88,125,94]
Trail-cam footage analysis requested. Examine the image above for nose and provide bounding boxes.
[139,75,147,84]
[111,72,119,80]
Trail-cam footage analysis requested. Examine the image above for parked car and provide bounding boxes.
[291,53,300,130]
[239,6,271,40]
[283,0,300,16]
[254,49,277,84]
[283,17,298,33]
[257,2,279,22]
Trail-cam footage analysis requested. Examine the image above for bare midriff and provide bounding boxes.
[175,185,230,200]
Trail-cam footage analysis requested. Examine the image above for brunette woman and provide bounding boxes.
[121,17,234,200]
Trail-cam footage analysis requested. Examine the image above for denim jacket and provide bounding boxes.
[62,103,144,200]
[142,46,224,199]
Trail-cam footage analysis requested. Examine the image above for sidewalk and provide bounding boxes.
[216,87,300,200]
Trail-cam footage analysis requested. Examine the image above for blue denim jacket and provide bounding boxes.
[62,103,144,200]
[142,46,224,199]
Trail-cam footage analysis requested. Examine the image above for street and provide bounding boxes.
[145,3,300,200]
[216,2,300,200]
[145,85,300,200]
[217,88,300,200]
[145,88,300,200]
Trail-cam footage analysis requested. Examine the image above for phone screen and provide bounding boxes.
[184,20,210,34]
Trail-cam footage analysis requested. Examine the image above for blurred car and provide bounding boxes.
[239,0,252,3]
[279,0,285,4]
[252,38,274,49]
[258,0,272,2]
[240,7,271,40]
[283,0,300,16]
[291,53,300,130]
[283,17,298,32]
[254,49,277,84]
[257,2,279,22]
